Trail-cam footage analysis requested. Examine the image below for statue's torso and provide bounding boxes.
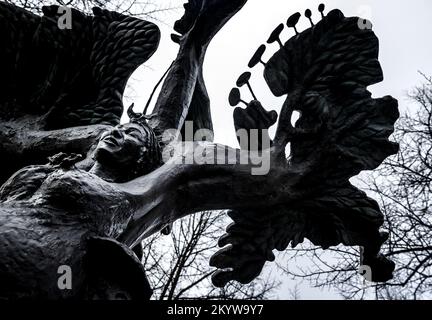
[0,166,134,299]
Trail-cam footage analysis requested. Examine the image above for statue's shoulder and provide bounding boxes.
[0,164,55,202]
[0,152,86,202]
[39,160,130,215]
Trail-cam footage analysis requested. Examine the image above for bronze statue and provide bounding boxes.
[0,0,399,299]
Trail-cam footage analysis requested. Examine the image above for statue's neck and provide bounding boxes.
[90,162,122,183]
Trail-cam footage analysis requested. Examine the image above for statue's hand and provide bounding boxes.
[173,0,248,47]
[48,152,84,169]
[234,100,278,131]
[233,100,277,151]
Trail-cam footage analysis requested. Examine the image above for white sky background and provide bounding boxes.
[123,0,432,299]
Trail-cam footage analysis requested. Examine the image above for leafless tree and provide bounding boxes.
[139,211,279,300]
[4,0,180,19]
[278,74,432,300]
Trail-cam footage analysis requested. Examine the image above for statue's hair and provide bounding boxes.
[127,104,162,178]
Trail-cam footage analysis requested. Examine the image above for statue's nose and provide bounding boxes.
[111,128,123,139]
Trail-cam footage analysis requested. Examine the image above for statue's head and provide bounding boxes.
[94,105,161,181]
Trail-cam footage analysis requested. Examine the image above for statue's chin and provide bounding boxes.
[94,146,120,167]
[94,146,140,179]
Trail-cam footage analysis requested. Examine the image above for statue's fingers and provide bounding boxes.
[211,269,235,287]
[211,258,266,287]
[248,101,278,128]
[234,107,257,130]
[218,234,257,254]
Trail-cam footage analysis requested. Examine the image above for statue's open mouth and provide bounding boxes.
[103,136,119,147]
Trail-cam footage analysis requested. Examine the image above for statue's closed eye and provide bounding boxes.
[125,129,143,140]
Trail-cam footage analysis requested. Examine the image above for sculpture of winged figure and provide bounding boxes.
[0,0,398,299]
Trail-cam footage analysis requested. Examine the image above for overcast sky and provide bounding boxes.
[124,0,432,299]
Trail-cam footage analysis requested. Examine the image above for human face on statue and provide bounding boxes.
[94,123,149,170]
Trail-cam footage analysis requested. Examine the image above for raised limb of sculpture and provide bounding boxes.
[0,0,399,299]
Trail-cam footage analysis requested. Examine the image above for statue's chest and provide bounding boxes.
[32,170,133,238]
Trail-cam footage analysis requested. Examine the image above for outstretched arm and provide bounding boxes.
[0,120,109,183]
[116,142,303,248]
[149,0,248,142]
